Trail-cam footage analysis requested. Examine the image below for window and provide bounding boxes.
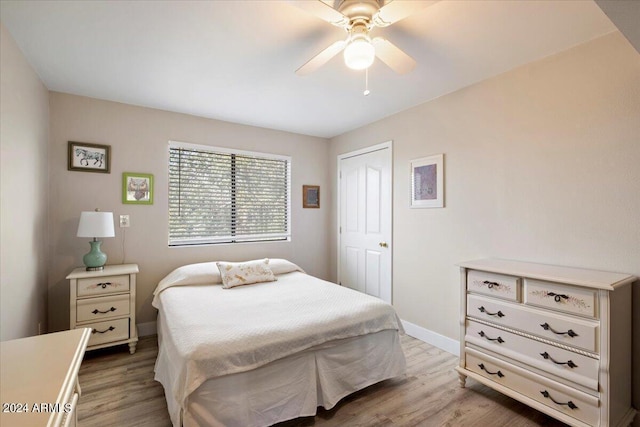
[168,141,291,246]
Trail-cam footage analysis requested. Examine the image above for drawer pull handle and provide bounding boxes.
[540,390,578,410]
[92,326,115,334]
[478,331,504,343]
[478,306,505,317]
[92,307,117,315]
[547,292,569,303]
[483,280,500,289]
[97,282,113,289]
[478,363,504,378]
[540,322,578,337]
[540,352,578,368]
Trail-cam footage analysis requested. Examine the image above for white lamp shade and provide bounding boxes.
[344,38,375,70]
[77,211,115,238]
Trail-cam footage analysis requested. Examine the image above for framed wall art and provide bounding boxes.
[68,141,111,173]
[122,172,154,205]
[303,185,320,208]
[410,154,444,208]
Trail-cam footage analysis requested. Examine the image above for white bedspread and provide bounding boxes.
[153,269,403,410]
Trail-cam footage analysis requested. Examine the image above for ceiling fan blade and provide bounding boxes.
[372,37,416,74]
[373,0,434,27]
[296,40,347,76]
[286,0,349,28]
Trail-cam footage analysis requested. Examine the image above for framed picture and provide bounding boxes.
[122,172,154,205]
[68,141,111,173]
[303,185,320,208]
[410,154,444,208]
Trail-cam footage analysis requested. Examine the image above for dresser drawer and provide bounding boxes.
[77,275,130,297]
[466,320,599,390]
[84,318,129,347]
[467,294,599,352]
[76,294,130,323]
[525,279,597,318]
[465,350,599,426]
[467,270,520,302]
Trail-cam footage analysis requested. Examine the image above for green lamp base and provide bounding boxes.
[83,239,107,271]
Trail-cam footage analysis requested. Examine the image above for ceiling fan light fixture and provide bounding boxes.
[344,37,375,70]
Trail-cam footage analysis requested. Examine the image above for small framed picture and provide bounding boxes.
[410,154,444,208]
[303,185,320,208]
[68,141,111,173]
[122,172,154,205]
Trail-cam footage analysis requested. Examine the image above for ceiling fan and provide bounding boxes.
[291,0,430,76]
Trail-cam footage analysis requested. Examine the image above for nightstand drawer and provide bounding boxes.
[525,279,597,318]
[76,294,130,322]
[467,270,520,301]
[77,275,130,297]
[85,318,129,347]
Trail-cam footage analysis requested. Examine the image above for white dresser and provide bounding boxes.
[0,328,91,427]
[456,259,636,427]
[67,264,139,354]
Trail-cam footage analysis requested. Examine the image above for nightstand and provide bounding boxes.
[67,264,139,354]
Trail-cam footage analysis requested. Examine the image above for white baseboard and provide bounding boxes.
[137,321,157,337]
[401,319,459,356]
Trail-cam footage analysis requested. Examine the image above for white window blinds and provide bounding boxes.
[168,142,291,246]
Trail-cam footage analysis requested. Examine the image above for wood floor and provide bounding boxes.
[78,334,568,427]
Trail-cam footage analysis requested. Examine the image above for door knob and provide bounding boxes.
[379,242,388,248]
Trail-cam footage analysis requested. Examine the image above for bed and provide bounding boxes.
[152,259,406,427]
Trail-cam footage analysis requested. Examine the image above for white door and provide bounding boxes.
[338,142,392,303]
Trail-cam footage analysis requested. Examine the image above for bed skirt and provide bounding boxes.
[155,321,406,427]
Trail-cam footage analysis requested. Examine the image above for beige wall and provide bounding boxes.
[0,24,50,340]
[48,93,330,332]
[329,31,640,412]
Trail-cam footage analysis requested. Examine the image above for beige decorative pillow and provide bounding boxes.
[216,259,277,289]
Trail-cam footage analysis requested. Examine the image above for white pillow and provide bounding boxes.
[268,258,306,275]
[216,258,277,289]
[156,261,222,290]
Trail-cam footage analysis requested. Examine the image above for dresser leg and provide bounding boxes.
[129,342,137,354]
[458,372,467,388]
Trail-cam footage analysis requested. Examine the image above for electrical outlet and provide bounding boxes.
[120,215,130,227]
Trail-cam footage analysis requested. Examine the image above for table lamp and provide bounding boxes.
[77,209,115,271]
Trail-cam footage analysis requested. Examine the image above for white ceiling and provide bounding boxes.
[0,0,618,138]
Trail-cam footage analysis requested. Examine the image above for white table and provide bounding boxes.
[1,328,91,427]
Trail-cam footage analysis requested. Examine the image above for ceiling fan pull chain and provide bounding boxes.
[364,68,371,96]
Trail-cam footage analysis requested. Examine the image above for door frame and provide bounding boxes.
[337,140,393,302]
